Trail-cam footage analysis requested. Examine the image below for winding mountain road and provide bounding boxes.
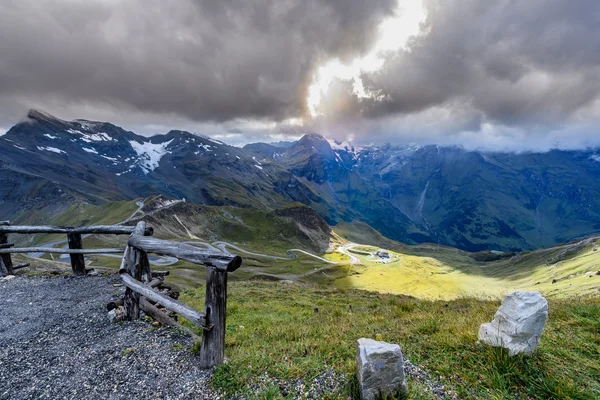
[28,199,364,268]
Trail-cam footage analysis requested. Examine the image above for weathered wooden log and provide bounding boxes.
[106,298,124,311]
[156,287,179,300]
[13,263,30,270]
[120,272,210,330]
[149,278,163,288]
[67,232,86,276]
[119,246,131,274]
[123,277,140,320]
[0,247,124,254]
[0,225,153,236]
[139,298,201,341]
[0,223,13,275]
[0,258,7,277]
[128,236,242,272]
[152,270,170,277]
[0,243,14,249]
[124,225,143,320]
[199,267,228,368]
[137,247,152,283]
[123,221,152,320]
[157,282,181,299]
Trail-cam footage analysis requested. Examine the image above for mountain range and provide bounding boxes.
[2,109,600,252]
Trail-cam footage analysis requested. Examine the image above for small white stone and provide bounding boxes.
[1,275,16,282]
[356,338,407,400]
[478,291,548,356]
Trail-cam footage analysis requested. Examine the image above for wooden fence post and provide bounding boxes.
[67,233,86,276]
[0,221,14,275]
[123,221,151,320]
[199,266,228,368]
[0,258,7,277]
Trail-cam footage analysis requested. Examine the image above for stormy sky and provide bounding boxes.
[1,0,599,151]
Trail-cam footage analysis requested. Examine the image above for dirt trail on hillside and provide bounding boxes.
[0,276,219,400]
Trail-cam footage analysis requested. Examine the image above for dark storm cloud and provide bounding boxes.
[350,0,600,127]
[0,0,395,123]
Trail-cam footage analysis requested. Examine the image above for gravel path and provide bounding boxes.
[0,276,220,400]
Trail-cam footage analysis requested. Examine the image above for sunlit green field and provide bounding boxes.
[331,243,600,300]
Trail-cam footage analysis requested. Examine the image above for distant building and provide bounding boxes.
[376,251,390,259]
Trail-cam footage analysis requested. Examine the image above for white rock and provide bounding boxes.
[107,306,124,323]
[1,275,16,282]
[107,309,118,323]
[356,338,408,400]
[478,291,548,356]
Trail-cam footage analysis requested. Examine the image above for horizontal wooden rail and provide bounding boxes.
[139,298,201,341]
[120,272,210,330]
[0,247,124,254]
[128,236,242,272]
[0,225,153,236]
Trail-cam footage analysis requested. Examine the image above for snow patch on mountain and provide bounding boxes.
[43,134,57,139]
[590,155,600,162]
[129,139,173,174]
[82,147,98,154]
[37,146,65,154]
[68,128,113,143]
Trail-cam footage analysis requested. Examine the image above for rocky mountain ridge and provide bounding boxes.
[2,109,600,251]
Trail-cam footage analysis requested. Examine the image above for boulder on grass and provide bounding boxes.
[478,291,548,356]
[356,338,407,400]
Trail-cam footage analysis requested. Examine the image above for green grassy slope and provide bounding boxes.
[180,281,600,399]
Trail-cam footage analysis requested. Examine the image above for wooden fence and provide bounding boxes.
[0,220,153,275]
[0,220,242,368]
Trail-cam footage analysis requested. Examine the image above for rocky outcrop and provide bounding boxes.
[272,205,332,252]
[356,338,408,400]
[478,291,548,356]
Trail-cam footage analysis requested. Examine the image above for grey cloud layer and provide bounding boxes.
[0,0,394,122]
[0,0,599,150]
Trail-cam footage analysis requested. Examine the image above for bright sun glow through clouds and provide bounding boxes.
[307,0,428,117]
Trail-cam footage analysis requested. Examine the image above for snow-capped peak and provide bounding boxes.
[327,138,355,152]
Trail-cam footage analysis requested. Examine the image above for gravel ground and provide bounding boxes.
[0,275,220,400]
[404,359,459,400]
[240,369,348,399]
